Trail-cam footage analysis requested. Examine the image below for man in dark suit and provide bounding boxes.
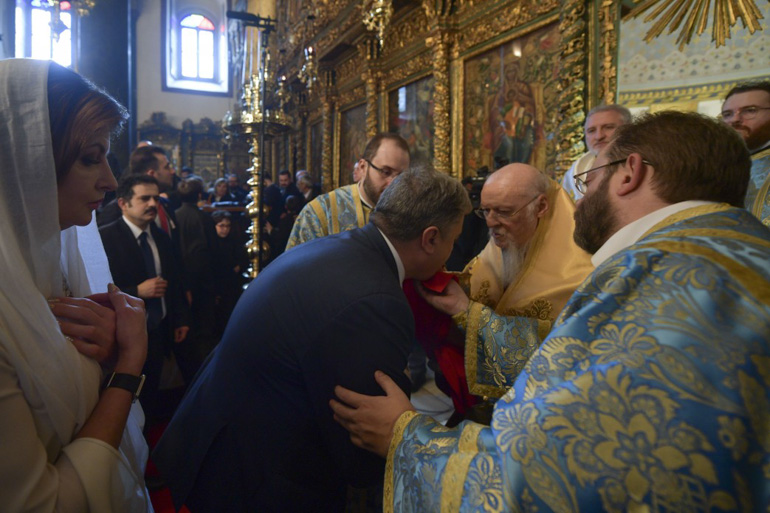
[97,145,178,232]
[174,177,218,368]
[99,175,191,416]
[153,166,471,512]
[264,169,301,226]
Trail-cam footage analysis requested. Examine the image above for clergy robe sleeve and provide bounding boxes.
[285,199,327,250]
[457,300,549,398]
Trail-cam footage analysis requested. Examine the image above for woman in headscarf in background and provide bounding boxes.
[0,59,152,511]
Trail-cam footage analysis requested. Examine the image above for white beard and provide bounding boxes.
[500,241,530,290]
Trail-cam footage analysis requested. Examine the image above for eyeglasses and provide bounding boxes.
[573,158,627,194]
[474,195,540,220]
[720,106,770,122]
[573,157,652,194]
[365,159,400,180]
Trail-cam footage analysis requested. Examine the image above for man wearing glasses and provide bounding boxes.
[286,133,410,250]
[721,80,770,225]
[561,104,632,202]
[330,111,770,512]
[417,163,592,420]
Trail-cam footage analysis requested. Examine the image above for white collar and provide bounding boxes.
[122,216,152,240]
[376,227,405,284]
[357,181,374,210]
[591,200,716,267]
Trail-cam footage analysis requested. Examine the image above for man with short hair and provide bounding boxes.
[296,173,317,202]
[97,145,178,230]
[226,173,247,204]
[99,175,190,415]
[721,80,770,225]
[331,111,770,511]
[174,178,218,369]
[286,133,410,250]
[153,167,471,512]
[561,104,632,201]
[418,164,592,416]
[264,169,300,227]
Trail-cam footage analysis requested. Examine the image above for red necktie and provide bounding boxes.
[157,205,171,234]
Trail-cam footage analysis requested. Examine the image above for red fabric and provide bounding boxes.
[404,275,478,414]
[157,205,171,234]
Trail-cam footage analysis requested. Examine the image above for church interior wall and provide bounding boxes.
[616,0,770,118]
[9,0,763,184]
[135,0,235,130]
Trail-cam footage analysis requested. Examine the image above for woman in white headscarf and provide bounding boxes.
[0,59,153,511]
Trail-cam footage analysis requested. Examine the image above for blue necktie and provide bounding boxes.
[138,232,163,329]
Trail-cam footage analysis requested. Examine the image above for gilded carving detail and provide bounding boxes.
[277,0,592,184]
[337,84,366,109]
[364,70,380,138]
[422,0,455,19]
[427,29,452,175]
[383,51,433,89]
[321,94,335,192]
[554,0,588,178]
[336,54,365,86]
[598,0,618,105]
[380,6,430,59]
[454,0,559,54]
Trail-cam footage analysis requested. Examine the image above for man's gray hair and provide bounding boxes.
[298,175,314,188]
[586,104,632,125]
[372,165,472,241]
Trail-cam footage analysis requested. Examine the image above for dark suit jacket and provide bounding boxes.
[98,218,190,335]
[153,222,414,512]
[174,203,216,280]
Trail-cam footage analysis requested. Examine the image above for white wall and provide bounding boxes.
[135,0,236,127]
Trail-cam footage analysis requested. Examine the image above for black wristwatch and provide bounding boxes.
[103,372,145,403]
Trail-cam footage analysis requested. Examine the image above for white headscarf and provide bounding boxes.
[0,59,150,511]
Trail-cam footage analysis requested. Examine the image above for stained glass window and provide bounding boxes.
[179,14,216,80]
[15,0,74,67]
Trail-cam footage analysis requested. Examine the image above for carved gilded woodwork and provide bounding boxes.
[381,51,433,89]
[379,5,430,58]
[453,0,560,56]
[275,0,596,180]
[556,0,589,177]
[597,0,618,106]
[336,53,365,86]
[337,84,366,109]
[321,93,335,192]
[364,70,380,138]
[427,30,452,175]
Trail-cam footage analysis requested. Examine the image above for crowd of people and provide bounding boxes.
[0,57,768,513]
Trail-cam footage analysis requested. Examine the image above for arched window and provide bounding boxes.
[15,0,78,68]
[180,14,215,80]
[163,2,229,96]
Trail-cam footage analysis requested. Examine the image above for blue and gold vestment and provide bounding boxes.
[387,204,770,512]
[747,147,770,227]
[285,183,371,250]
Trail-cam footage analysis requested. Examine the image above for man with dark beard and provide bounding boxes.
[330,111,770,512]
[416,163,592,417]
[285,133,410,250]
[720,80,770,225]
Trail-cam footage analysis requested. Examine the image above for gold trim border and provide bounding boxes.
[383,410,419,513]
